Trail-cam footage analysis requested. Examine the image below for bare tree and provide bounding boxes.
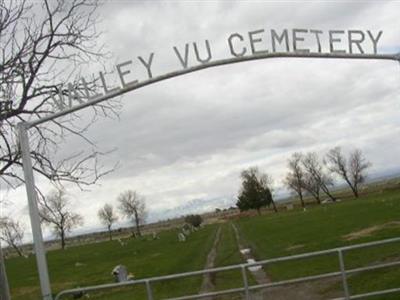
[1,1,117,296]
[0,0,119,194]
[262,172,278,213]
[118,190,147,237]
[284,152,306,208]
[39,189,83,249]
[302,152,336,202]
[349,149,371,195]
[0,217,24,257]
[302,172,322,204]
[98,203,118,241]
[325,147,371,198]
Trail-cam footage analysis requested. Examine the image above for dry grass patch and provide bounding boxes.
[342,221,400,241]
[286,244,305,251]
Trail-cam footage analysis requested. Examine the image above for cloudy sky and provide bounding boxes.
[2,1,400,242]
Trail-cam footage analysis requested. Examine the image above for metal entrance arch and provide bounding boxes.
[18,51,400,300]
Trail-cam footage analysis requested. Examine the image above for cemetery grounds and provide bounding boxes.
[5,178,400,300]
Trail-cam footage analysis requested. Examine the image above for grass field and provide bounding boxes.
[6,225,218,299]
[5,182,400,299]
[213,223,245,297]
[235,186,400,299]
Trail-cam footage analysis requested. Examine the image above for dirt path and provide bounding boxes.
[231,223,270,286]
[230,223,342,300]
[231,223,269,300]
[199,226,222,298]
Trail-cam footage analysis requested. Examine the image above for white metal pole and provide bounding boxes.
[145,280,154,300]
[17,123,53,300]
[0,246,11,300]
[338,250,350,300]
[241,265,250,300]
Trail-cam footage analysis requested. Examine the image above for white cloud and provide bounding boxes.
[2,1,400,242]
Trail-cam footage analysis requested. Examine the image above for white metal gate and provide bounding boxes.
[55,236,400,300]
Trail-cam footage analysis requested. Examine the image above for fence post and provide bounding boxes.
[338,250,350,300]
[241,265,250,300]
[145,280,154,300]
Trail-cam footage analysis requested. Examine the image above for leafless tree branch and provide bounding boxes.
[117,190,147,237]
[284,152,306,207]
[325,147,371,198]
[0,0,120,196]
[302,152,336,202]
[98,203,118,240]
[0,217,25,257]
[38,188,83,249]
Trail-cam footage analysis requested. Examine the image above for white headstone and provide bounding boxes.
[240,248,251,255]
[152,232,159,240]
[178,232,186,242]
[247,259,262,272]
[117,238,127,246]
[112,265,129,282]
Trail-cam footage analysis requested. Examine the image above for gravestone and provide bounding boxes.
[178,232,186,242]
[247,258,262,272]
[182,228,191,236]
[182,223,192,236]
[117,238,127,246]
[111,265,129,282]
[240,248,251,255]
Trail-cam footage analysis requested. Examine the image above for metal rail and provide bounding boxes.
[27,51,400,128]
[55,236,400,300]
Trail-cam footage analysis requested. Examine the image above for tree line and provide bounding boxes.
[236,147,371,213]
[1,147,370,253]
[0,189,148,254]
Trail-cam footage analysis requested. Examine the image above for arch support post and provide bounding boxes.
[18,123,53,300]
[0,246,11,300]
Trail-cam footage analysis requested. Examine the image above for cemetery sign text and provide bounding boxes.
[49,28,384,114]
